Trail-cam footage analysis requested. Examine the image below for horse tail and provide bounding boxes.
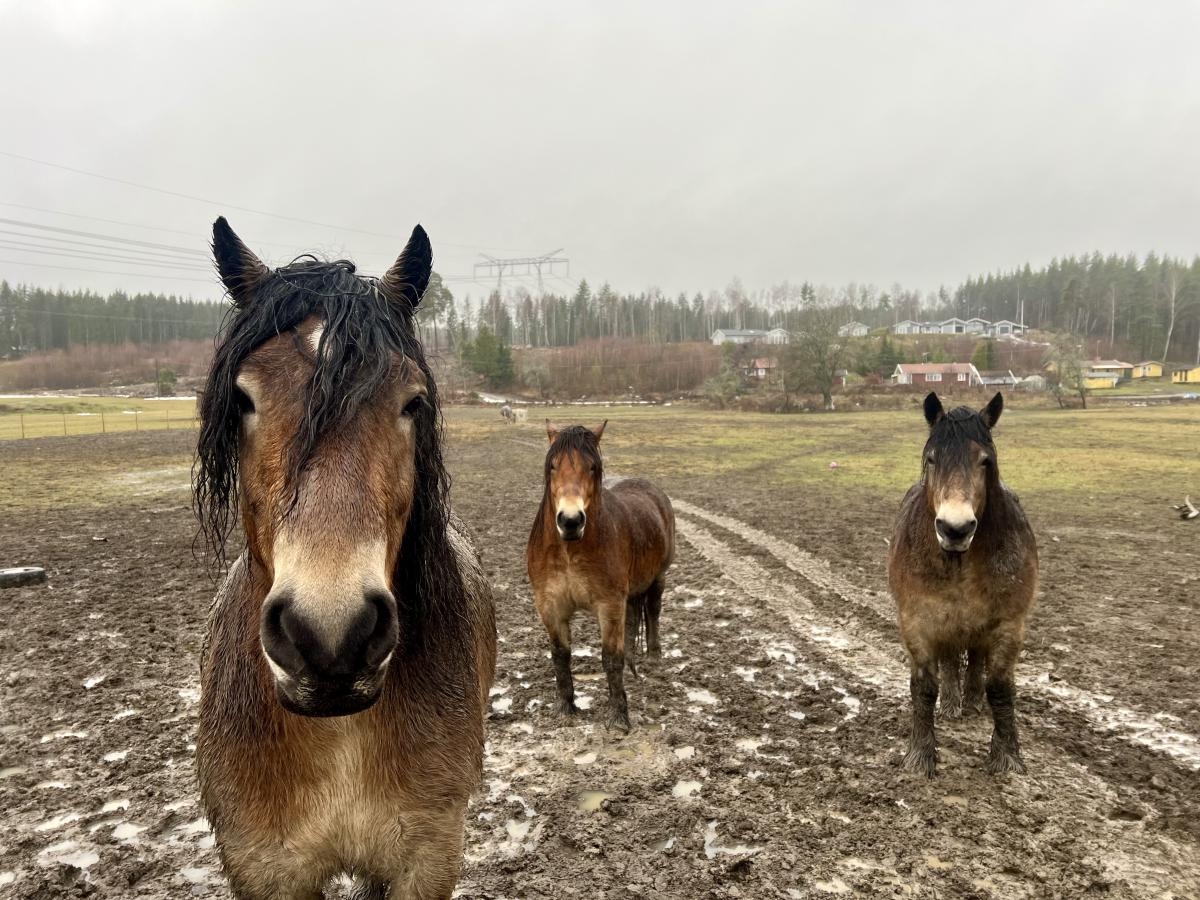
[629,592,650,656]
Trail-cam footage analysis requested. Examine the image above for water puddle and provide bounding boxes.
[673,745,696,760]
[102,749,129,762]
[37,841,99,869]
[703,821,762,859]
[577,790,613,812]
[672,780,702,799]
[574,751,597,766]
[686,688,718,705]
[735,737,768,753]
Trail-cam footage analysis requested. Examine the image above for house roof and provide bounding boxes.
[750,357,777,368]
[1134,360,1164,366]
[1088,359,1134,369]
[895,363,979,375]
[713,329,769,337]
[938,317,967,325]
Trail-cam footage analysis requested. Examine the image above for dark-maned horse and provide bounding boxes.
[888,392,1038,777]
[526,421,675,732]
[194,218,496,899]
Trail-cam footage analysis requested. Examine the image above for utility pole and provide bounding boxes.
[474,251,569,298]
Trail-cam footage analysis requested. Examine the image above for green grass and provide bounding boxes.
[4,401,1198,514]
[0,396,198,440]
[446,402,1200,503]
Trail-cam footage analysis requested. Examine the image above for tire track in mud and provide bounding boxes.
[674,498,1200,773]
[671,510,1200,896]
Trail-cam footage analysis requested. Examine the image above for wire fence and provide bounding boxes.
[0,408,199,441]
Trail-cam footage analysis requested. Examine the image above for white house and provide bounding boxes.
[988,319,1026,337]
[892,320,923,335]
[711,328,790,346]
[937,317,969,334]
[837,321,869,337]
[965,317,990,334]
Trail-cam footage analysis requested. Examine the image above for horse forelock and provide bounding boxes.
[922,406,1000,488]
[544,426,604,484]
[193,259,456,623]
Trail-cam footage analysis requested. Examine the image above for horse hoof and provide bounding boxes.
[937,701,964,720]
[606,711,631,733]
[986,749,1027,775]
[902,747,937,778]
[557,700,579,717]
[647,646,662,659]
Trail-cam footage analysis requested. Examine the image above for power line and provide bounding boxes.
[0,241,213,272]
[0,217,208,256]
[0,229,207,263]
[0,258,217,284]
[0,149,543,253]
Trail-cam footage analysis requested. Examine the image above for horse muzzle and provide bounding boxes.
[556,509,586,542]
[935,516,977,553]
[260,588,398,717]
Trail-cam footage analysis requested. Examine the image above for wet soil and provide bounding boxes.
[0,421,1197,898]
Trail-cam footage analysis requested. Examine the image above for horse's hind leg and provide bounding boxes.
[963,647,986,714]
[984,631,1026,775]
[937,647,964,718]
[598,597,632,732]
[903,655,939,777]
[644,578,664,659]
[623,595,641,676]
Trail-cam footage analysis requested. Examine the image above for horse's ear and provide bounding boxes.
[591,420,607,441]
[923,392,945,427]
[380,224,432,311]
[982,392,1003,429]
[212,217,269,307]
[546,420,559,443]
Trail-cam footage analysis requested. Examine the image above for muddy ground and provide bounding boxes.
[0,410,1198,899]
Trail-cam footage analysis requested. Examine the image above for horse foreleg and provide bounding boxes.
[537,603,577,716]
[937,647,964,718]
[984,632,1026,775]
[599,599,631,732]
[903,656,939,777]
[623,596,641,676]
[963,646,986,714]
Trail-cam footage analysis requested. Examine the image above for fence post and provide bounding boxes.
[62,412,67,437]
[166,409,170,431]
[101,411,106,434]
[20,413,25,439]
[134,411,139,432]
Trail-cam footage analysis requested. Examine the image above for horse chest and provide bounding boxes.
[283,724,409,867]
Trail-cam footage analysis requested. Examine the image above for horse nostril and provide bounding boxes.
[261,592,306,676]
[358,590,399,669]
[936,518,977,542]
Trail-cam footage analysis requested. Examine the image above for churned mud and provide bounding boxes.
[0,419,1198,898]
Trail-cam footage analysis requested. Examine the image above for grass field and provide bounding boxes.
[0,395,199,440]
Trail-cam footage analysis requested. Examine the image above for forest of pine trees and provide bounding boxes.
[5,250,1200,365]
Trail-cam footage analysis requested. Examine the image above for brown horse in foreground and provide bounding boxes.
[194,218,496,898]
[527,421,675,732]
[888,392,1038,777]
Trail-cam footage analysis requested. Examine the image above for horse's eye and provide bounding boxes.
[401,395,427,418]
[980,455,992,467]
[924,452,935,465]
[234,388,255,416]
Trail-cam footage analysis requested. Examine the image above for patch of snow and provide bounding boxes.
[673,746,696,760]
[102,749,128,762]
[36,812,81,831]
[672,780,702,799]
[100,799,129,813]
[686,688,718,705]
[83,675,106,689]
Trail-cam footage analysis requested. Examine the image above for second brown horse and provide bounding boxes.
[527,421,675,731]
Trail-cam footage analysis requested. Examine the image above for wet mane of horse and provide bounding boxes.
[532,426,604,540]
[194,257,465,652]
[923,406,998,477]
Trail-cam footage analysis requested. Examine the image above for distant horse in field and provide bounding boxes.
[194,218,496,899]
[888,392,1037,776]
[527,421,674,731]
[500,403,514,424]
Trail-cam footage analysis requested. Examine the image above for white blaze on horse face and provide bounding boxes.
[269,534,391,646]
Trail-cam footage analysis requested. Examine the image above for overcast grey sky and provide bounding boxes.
[1,0,1198,301]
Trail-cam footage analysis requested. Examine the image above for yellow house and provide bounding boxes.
[1132,361,1164,379]
[1172,366,1200,384]
[1083,374,1120,390]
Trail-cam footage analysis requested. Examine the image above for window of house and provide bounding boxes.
[957,373,966,381]
[926,373,942,382]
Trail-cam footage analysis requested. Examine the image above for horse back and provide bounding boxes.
[607,477,675,586]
